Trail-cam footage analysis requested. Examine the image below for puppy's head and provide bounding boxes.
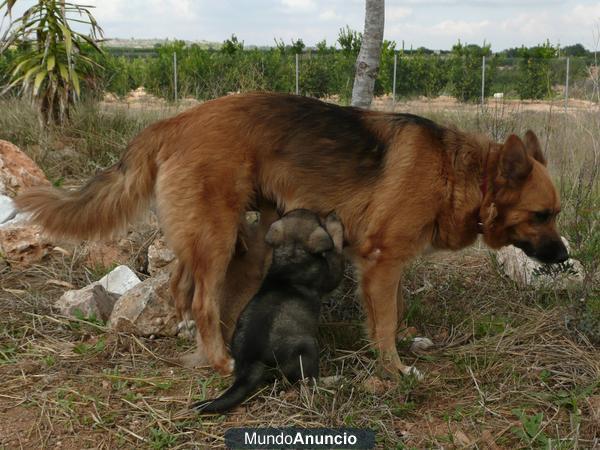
[265,209,334,256]
[482,130,568,264]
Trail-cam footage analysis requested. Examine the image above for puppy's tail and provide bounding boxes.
[14,129,160,240]
[193,365,265,414]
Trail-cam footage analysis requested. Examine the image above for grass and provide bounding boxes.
[0,95,599,448]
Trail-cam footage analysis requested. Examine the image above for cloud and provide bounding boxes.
[431,19,491,36]
[387,6,413,22]
[567,3,600,27]
[280,0,317,13]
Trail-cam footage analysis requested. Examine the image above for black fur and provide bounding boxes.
[391,113,446,141]
[193,209,345,414]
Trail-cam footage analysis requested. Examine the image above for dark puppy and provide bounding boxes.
[193,209,344,414]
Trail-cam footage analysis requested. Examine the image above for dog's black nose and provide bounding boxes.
[537,238,569,264]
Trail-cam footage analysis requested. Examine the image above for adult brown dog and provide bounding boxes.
[15,92,568,377]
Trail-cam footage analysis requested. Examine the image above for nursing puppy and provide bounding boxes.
[193,210,344,414]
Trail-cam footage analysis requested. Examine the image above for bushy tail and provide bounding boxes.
[193,365,265,414]
[14,133,158,240]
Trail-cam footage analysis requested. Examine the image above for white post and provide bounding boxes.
[392,52,397,106]
[173,52,178,104]
[481,55,486,109]
[295,53,299,95]
[565,57,570,113]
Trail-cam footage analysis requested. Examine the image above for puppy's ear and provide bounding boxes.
[499,134,533,188]
[307,226,333,253]
[265,220,284,246]
[523,130,546,166]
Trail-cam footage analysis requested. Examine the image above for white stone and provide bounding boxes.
[92,265,141,295]
[147,235,176,275]
[495,237,584,289]
[0,195,16,224]
[108,271,179,336]
[55,284,119,322]
[410,337,434,353]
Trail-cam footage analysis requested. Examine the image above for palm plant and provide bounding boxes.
[0,0,103,124]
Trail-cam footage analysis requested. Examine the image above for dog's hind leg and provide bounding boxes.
[156,160,252,376]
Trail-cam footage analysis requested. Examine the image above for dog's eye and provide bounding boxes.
[533,211,552,224]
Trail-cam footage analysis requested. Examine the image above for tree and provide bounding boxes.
[449,42,492,102]
[337,26,361,54]
[221,34,243,55]
[517,41,557,99]
[0,0,103,124]
[351,0,384,107]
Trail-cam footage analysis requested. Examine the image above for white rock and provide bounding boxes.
[0,221,52,267]
[410,337,434,353]
[108,271,178,336]
[0,195,16,224]
[55,284,119,322]
[496,237,584,289]
[147,235,176,275]
[92,265,141,295]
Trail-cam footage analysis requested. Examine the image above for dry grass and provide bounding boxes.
[0,97,598,449]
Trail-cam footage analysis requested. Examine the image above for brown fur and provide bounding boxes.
[15,92,566,377]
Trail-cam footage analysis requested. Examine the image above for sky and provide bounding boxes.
[4,0,600,51]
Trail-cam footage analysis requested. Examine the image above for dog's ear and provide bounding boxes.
[265,220,284,246]
[523,130,546,166]
[307,226,333,253]
[499,134,533,187]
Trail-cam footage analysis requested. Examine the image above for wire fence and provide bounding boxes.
[152,53,600,109]
[1,48,599,109]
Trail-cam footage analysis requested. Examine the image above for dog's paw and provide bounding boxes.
[401,365,424,381]
[324,213,344,251]
[214,357,235,376]
[410,337,434,353]
[176,319,196,341]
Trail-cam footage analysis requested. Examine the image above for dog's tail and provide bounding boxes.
[193,364,265,414]
[14,128,160,240]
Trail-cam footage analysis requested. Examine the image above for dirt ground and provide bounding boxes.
[1,240,598,449]
[0,94,598,449]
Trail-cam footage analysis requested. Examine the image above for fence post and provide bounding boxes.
[173,52,178,104]
[565,57,570,113]
[392,52,397,107]
[295,53,299,95]
[481,55,486,109]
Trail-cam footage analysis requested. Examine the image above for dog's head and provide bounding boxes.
[482,130,568,264]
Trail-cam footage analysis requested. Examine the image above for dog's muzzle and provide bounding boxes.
[515,238,569,264]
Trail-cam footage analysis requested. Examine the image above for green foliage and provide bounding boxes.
[148,427,178,449]
[3,31,594,105]
[511,409,549,448]
[516,41,557,99]
[0,0,103,124]
[448,42,493,102]
[337,26,362,54]
[221,34,244,55]
[393,51,450,98]
[72,337,105,355]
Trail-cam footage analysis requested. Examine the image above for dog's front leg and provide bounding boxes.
[359,258,421,379]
